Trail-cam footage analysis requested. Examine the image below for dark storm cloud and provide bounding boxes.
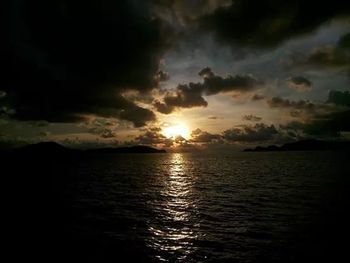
[156,67,262,113]
[307,45,349,67]
[327,90,350,107]
[153,0,232,26]
[223,123,278,142]
[267,95,343,119]
[190,128,222,143]
[338,32,350,49]
[242,115,262,122]
[267,97,316,111]
[287,76,312,92]
[155,70,170,82]
[4,0,171,126]
[286,32,350,70]
[0,106,16,118]
[281,110,350,137]
[310,32,350,67]
[280,90,350,137]
[153,100,175,114]
[251,94,265,101]
[200,0,350,48]
[198,67,262,95]
[119,105,156,128]
[163,83,209,109]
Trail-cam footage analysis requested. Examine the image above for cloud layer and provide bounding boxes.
[200,0,350,48]
[4,0,171,126]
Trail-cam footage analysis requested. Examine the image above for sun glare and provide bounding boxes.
[162,123,190,140]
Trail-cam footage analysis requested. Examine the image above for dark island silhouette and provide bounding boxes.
[10,141,166,155]
[244,139,350,152]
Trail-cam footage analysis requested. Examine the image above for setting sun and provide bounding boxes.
[162,123,190,139]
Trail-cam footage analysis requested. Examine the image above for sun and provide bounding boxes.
[162,122,190,140]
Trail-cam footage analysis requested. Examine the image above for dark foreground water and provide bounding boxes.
[5,151,350,262]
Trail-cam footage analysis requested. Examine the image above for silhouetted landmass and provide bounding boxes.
[7,142,166,155]
[244,139,350,152]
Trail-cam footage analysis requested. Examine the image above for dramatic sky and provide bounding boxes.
[3,0,350,150]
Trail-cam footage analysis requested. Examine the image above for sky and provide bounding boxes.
[2,0,350,151]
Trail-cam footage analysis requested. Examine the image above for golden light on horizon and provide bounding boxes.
[162,122,190,140]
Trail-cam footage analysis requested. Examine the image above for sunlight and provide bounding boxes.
[147,153,198,261]
[162,122,190,140]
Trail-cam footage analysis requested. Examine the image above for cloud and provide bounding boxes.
[267,95,344,120]
[4,0,172,126]
[267,97,315,111]
[327,90,350,107]
[251,94,265,101]
[119,105,156,127]
[153,100,175,114]
[153,0,232,26]
[304,45,350,69]
[0,106,16,118]
[200,0,350,48]
[163,83,208,109]
[134,127,173,147]
[88,127,116,139]
[280,91,350,137]
[242,114,262,122]
[190,128,222,143]
[223,123,278,142]
[287,76,312,92]
[156,67,262,113]
[281,110,350,137]
[199,67,262,95]
[155,70,170,82]
[286,33,350,70]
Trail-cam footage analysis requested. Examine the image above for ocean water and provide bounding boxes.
[64,151,350,262]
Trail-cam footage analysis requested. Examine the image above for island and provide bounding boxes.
[5,142,166,155]
[244,139,350,152]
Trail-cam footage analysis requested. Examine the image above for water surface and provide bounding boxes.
[67,151,350,262]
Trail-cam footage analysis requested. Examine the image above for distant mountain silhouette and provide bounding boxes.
[4,142,166,155]
[244,139,350,152]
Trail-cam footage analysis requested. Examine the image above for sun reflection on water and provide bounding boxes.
[148,153,198,262]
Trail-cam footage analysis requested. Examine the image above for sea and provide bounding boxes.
[63,151,349,262]
[5,151,350,262]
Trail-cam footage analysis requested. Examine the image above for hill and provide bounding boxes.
[244,139,350,152]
